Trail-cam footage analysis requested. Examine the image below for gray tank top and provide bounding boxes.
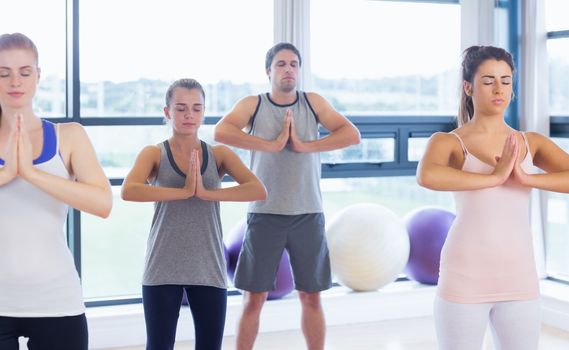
[142,141,227,289]
[248,91,322,214]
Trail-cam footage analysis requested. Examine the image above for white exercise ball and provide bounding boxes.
[326,203,410,291]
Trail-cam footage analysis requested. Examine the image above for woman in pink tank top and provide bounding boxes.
[0,33,112,350]
[417,46,569,350]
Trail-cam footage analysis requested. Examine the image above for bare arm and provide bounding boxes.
[195,145,267,202]
[214,96,290,152]
[18,122,112,218]
[512,132,569,193]
[416,132,517,191]
[121,145,195,202]
[289,92,360,153]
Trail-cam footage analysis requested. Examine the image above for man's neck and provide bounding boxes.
[269,90,298,105]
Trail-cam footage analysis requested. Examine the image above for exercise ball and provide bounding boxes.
[404,207,455,285]
[224,219,294,300]
[223,244,229,266]
[183,244,229,306]
[326,203,410,292]
[267,252,294,300]
[225,219,247,281]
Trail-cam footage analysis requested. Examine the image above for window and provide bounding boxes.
[79,0,273,301]
[310,0,460,115]
[321,177,454,218]
[4,0,526,306]
[546,0,569,117]
[79,0,273,117]
[82,187,152,299]
[0,0,66,117]
[546,139,569,281]
[545,0,569,282]
[548,39,569,115]
[545,0,569,32]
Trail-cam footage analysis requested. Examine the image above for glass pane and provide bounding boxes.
[321,177,454,219]
[86,125,171,178]
[545,0,569,32]
[310,0,460,115]
[546,138,569,281]
[80,0,273,117]
[321,138,394,164]
[0,0,66,117]
[494,3,511,52]
[408,137,429,162]
[86,124,252,178]
[548,39,569,115]
[83,186,251,300]
[82,187,152,299]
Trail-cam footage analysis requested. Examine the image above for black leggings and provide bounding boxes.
[143,285,227,350]
[0,314,88,350]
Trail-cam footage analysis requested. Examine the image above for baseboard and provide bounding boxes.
[87,281,436,349]
[541,279,569,333]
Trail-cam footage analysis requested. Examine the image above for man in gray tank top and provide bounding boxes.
[214,42,360,350]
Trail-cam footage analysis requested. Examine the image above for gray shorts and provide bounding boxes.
[234,213,332,293]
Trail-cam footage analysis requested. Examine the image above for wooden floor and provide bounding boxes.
[111,316,569,350]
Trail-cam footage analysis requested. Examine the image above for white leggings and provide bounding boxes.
[434,296,541,350]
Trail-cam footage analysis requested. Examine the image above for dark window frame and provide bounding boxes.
[545,6,569,283]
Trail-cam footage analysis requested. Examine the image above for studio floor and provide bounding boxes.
[110,316,569,350]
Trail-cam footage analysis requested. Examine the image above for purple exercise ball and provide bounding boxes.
[225,219,294,300]
[225,219,247,281]
[267,251,294,300]
[223,243,229,267]
[183,244,229,306]
[404,207,455,285]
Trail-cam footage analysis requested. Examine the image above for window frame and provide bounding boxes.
[545,6,569,283]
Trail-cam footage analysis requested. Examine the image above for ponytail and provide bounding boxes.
[457,88,473,127]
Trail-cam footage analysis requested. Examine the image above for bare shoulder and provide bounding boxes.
[304,91,328,107]
[220,95,261,128]
[429,131,459,145]
[427,131,464,154]
[132,145,162,170]
[233,95,261,113]
[58,122,88,141]
[239,95,261,106]
[524,131,563,155]
[212,143,232,153]
[211,144,243,175]
[304,91,324,100]
[141,144,161,157]
[304,91,345,126]
[57,122,92,155]
[423,131,464,167]
[524,131,548,144]
[211,144,234,160]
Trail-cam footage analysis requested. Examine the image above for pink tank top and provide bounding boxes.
[437,132,540,303]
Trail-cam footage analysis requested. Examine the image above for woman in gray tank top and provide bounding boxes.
[121,79,266,350]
